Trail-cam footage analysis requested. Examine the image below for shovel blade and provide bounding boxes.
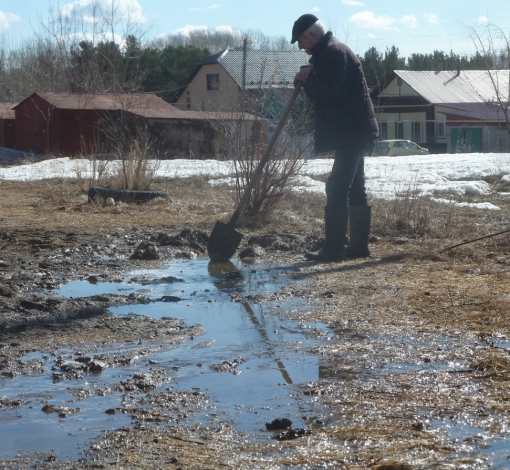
[207,220,244,262]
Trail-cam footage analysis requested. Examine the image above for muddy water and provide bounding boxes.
[2,258,510,467]
[0,259,329,460]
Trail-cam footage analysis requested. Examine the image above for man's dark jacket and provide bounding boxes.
[303,31,379,153]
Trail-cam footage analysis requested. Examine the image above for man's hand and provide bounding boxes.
[294,66,311,87]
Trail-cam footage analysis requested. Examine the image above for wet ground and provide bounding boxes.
[0,258,330,461]
[2,252,510,469]
[2,179,510,468]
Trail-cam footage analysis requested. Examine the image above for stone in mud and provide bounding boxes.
[120,371,166,392]
[19,299,49,311]
[247,233,303,252]
[210,357,246,372]
[89,359,107,372]
[239,245,265,259]
[265,417,292,430]
[157,295,183,303]
[130,242,160,260]
[156,229,208,253]
[0,283,16,298]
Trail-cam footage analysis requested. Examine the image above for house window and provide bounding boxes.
[207,73,220,90]
[379,122,388,140]
[412,122,421,142]
[395,122,404,139]
[437,122,446,139]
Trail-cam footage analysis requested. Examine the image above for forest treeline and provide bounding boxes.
[0,24,507,103]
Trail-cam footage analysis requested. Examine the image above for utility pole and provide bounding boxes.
[241,38,247,112]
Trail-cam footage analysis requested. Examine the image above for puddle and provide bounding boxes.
[0,259,327,460]
[1,258,508,467]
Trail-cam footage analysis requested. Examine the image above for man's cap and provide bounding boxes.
[291,14,319,44]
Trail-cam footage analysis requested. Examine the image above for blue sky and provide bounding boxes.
[1,0,508,58]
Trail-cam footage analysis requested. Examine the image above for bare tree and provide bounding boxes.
[469,23,510,149]
[154,28,295,53]
[0,0,151,97]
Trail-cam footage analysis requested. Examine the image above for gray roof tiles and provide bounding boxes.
[203,50,310,89]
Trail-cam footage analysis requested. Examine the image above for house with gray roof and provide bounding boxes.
[375,70,510,153]
[174,49,309,113]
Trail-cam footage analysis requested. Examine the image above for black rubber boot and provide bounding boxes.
[305,205,348,261]
[346,205,371,258]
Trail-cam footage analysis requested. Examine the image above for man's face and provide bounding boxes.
[297,32,318,55]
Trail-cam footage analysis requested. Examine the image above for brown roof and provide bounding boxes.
[0,103,17,119]
[129,108,260,121]
[16,93,178,114]
[14,93,260,121]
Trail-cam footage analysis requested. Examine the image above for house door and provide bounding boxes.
[450,127,481,153]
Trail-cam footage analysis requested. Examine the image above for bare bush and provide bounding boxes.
[74,111,161,192]
[210,87,313,219]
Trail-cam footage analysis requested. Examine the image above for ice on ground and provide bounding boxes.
[430,197,501,211]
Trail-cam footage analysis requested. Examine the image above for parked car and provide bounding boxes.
[372,140,429,156]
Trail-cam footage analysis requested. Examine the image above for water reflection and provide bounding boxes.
[208,260,295,385]
[208,260,243,289]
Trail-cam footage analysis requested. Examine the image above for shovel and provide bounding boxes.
[207,83,302,262]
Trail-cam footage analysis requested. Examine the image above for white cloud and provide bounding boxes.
[349,11,419,31]
[189,4,221,12]
[0,11,21,32]
[341,0,364,6]
[424,13,439,25]
[311,7,321,12]
[173,24,209,36]
[215,25,241,35]
[349,11,397,30]
[476,16,489,23]
[399,15,418,29]
[60,0,146,25]
[172,24,241,38]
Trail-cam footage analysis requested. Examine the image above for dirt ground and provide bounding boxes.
[2,175,510,469]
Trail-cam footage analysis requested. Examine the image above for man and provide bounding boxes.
[291,14,379,261]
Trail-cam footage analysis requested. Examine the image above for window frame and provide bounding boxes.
[395,121,404,139]
[206,73,220,90]
[437,121,446,139]
[412,122,421,142]
[379,122,388,140]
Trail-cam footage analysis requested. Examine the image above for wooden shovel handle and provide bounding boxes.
[228,83,302,227]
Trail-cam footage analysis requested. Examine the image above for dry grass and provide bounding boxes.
[3,173,510,468]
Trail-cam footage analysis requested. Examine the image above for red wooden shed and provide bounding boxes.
[13,93,179,155]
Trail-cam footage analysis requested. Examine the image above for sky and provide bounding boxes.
[1,0,509,58]
[1,150,508,211]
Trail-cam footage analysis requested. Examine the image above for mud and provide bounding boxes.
[2,178,510,469]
